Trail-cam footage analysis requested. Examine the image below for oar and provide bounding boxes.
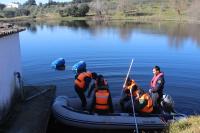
[130,88,139,133]
[121,58,134,96]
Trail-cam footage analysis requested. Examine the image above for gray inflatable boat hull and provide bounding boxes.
[52,96,186,129]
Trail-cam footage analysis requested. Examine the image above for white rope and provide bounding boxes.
[130,89,139,133]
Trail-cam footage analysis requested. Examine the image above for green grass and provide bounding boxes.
[0,1,199,23]
[168,116,200,133]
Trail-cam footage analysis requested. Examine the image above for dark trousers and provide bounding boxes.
[75,85,87,108]
[151,92,162,113]
[120,91,135,113]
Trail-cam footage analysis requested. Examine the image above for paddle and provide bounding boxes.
[130,87,139,133]
[121,58,134,96]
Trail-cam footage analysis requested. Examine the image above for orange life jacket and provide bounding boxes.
[75,71,92,89]
[95,90,110,110]
[139,93,153,113]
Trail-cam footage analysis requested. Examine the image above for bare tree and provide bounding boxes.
[169,0,188,16]
[117,0,137,15]
[90,0,112,16]
[187,0,200,20]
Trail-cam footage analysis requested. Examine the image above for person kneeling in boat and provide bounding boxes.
[90,75,113,114]
[74,70,98,110]
[120,77,140,113]
[134,89,153,114]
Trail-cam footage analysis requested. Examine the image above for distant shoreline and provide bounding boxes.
[1,15,200,24]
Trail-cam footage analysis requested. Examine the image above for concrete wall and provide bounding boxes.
[0,33,22,123]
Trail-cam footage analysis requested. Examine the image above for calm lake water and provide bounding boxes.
[19,20,200,115]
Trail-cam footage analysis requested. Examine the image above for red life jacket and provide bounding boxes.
[75,71,92,89]
[95,90,110,110]
[150,72,164,88]
[139,93,153,113]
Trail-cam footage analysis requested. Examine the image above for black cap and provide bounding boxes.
[154,66,160,71]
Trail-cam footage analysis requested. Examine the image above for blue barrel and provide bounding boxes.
[51,58,65,70]
[72,61,86,73]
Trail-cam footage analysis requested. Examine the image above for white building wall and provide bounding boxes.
[6,3,19,8]
[0,33,22,122]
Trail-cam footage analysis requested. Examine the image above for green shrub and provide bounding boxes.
[3,10,16,18]
[60,4,89,17]
[16,9,30,16]
[77,4,89,17]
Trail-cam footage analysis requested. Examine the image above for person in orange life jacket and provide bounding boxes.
[90,75,113,114]
[134,89,153,114]
[74,70,98,109]
[149,66,165,111]
[120,77,140,112]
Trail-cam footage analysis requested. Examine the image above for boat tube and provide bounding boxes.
[52,96,186,130]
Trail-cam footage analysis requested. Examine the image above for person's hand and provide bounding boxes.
[149,89,152,93]
[135,96,139,100]
[135,94,139,100]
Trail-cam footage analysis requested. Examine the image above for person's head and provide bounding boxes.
[96,74,106,87]
[153,65,161,76]
[138,88,145,96]
[77,68,86,74]
[126,77,136,86]
[132,83,138,91]
[126,76,132,86]
[92,72,98,80]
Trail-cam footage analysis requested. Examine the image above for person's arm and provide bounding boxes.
[87,83,95,98]
[108,90,113,113]
[151,76,165,92]
[84,77,92,89]
[75,73,79,79]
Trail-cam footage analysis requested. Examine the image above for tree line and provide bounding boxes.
[0,0,92,18]
[0,0,200,20]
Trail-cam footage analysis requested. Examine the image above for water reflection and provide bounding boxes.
[18,20,200,48]
[59,20,89,29]
[18,19,200,116]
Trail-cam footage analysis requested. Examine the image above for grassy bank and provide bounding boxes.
[1,0,200,24]
[1,12,200,24]
[168,116,200,133]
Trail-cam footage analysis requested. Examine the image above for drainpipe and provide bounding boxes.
[14,72,24,101]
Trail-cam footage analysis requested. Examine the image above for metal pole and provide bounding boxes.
[121,58,134,96]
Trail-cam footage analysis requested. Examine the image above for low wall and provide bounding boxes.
[0,33,22,123]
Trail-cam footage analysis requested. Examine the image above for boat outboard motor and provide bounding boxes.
[161,94,175,114]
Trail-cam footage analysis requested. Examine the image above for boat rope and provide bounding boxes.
[130,89,139,133]
[15,74,54,101]
[121,58,134,96]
